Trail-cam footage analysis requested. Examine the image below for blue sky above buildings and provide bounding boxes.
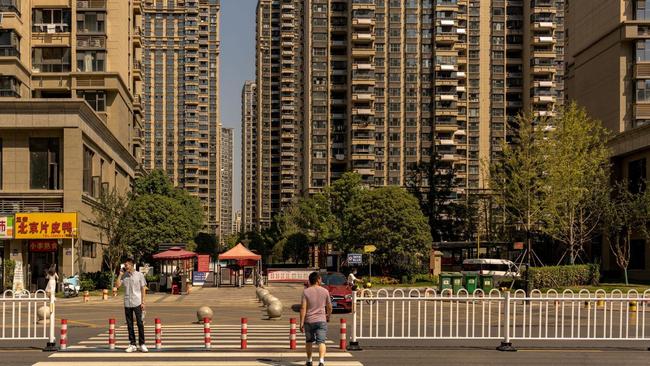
[220,0,256,212]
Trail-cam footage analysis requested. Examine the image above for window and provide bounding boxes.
[32,8,71,33]
[0,30,20,57]
[0,139,2,189]
[637,0,650,20]
[83,146,94,194]
[76,12,105,33]
[628,158,647,193]
[0,76,20,97]
[30,138,60,190]
[77,91,106,112]
[82,241,97,258]
[76,50,105,72]
[32,47,71,72]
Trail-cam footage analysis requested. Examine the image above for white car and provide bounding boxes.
[461,258,521,284]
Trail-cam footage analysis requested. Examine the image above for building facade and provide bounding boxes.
[142,0,221,235]
[220,127,233,237]
[241,80,257,231]
[251,0,565,226]
[0,0,143,290]
[566,0,650,280]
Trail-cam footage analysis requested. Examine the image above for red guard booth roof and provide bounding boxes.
[153,246,197,260]
[218,243,261,263]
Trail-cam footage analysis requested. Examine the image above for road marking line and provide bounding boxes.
[38,362,363,366]
[80,340,333,344]
[50,352,353,358]
[67,344,335,349]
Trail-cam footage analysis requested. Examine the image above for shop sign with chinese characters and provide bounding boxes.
[29,240,58,252]
[14,213,78,239]
[0,216,13,239]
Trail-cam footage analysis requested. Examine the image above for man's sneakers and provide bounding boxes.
[125,344,148,353]
[305,362,312,366]
[319,363,325,366]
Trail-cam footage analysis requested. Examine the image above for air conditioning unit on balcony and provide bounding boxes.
[335,154,345,161]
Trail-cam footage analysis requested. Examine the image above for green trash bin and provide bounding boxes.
[451,272,463,294]
[439,272,453,292]
[479,274,494,292]
[464,273,479,294]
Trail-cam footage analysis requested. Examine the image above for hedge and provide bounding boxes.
[528,264,600,289]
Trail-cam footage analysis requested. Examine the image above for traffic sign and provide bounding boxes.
[363,245,377,253]
[347,253,362,265]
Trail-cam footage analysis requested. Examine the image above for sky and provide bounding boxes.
[220,0,257,212]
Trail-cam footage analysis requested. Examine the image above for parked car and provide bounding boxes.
[461,258,521,285]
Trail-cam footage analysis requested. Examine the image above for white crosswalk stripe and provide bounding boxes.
[34,324,363,366]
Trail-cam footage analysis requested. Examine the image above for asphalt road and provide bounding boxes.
[0,285,648,365]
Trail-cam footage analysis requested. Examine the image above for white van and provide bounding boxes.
[461,258,521,283]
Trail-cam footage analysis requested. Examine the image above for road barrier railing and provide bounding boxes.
[0,290,56,350]
[349,288,650,351]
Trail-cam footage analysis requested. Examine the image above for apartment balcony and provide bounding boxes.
[436,33,458,44]
[531,50,556,59]
[436,64,458,72]
[533,95,556,104]
[438,19,456,27]
[77,0,106,10]
[533,36,555,44]
[352,0,375,9]
[352,18,375,27]
[354,168,374,176]
[352,108,374,115]
[436,94,457,101]
[352,32,374,42]
[531,65,556,75]
[351,47,374,57]
[133,59,142,80]
[132,27,142,47]
[436,0,459,11]
[435,78,459,86]
[133,0,142,14]
[352,93,374,102]
[76,35,106,49]
[533,80,555,88]
[533,21,556,30]
[635,63,650,79]
[534,110,556,117]
[281,41,294,48]
[436,139,456,146]
[440,154,458,162]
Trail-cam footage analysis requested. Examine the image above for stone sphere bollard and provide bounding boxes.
[197,306,214,323]
[258,289,269,301]
[263,294,278,306]
[255,288,264,300]
[267,300,283,319]
[37,305,51,324]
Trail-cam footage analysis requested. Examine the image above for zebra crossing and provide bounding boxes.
[33,324,363,366]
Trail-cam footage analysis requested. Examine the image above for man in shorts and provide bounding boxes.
[300,272,332,366]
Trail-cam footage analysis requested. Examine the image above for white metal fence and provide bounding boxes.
[350,288,650,350]
[0,290,56,349]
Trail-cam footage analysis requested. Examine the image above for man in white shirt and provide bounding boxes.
[347,269,362,289]
[115,258,148,353]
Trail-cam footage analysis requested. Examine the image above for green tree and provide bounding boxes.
[490,114,551,252]
[543,104,612,264]
[123,171,204,260]
[194,232,218,256]
[91,188,129,286]
[603,183,650,285]
[344,186,433,276]
[406,154,477,242]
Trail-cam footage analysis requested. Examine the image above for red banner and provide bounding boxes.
[197,254,211,272]
[29,240,58,252]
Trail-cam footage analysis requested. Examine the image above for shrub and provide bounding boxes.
[145,274,160,283]
[528,264,600,290]
[368,276,399,285]
[79,278,96,291]
[81,271,114,290]
[3,259,15,290]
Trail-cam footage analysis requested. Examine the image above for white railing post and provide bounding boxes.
[44,291,57,351]
[347,290,361,351]
[497,291,516,351]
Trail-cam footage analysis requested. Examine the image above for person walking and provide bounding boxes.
[45,265,58,298]
[115,258,148,353]
[300,272,332,366]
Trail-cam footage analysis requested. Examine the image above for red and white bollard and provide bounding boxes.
[59,319,68,350]
[289,318,297,350]
[203,317,211,349]
[108,318,116,350]
[112,287,118,297]
[155,318,162,350]
[241,317,248,349]
[340,318,347,350]
[102,289,108,300]
[83,291,89,303]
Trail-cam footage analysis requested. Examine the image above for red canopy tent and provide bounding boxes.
[153,247,197,292]
[218,243,262,286]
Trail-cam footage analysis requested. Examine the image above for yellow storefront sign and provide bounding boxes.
[14,213,78,239]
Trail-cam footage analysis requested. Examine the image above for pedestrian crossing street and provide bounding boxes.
[33,324,363,366]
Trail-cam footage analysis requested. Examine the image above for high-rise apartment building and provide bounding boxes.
[142,0,221,235]
[251,0,565,225]
[0,0,143,288]
[241,80,257,231]
[220,127,233,237]
[566,0,650,280]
